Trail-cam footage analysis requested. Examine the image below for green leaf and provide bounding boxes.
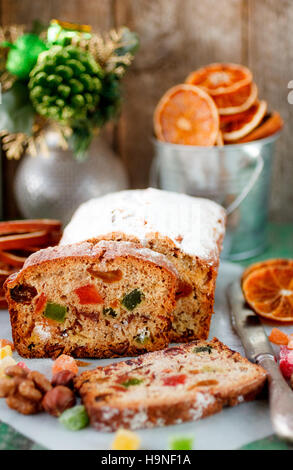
[0,81,35,135]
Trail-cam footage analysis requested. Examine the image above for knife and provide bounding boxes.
[227,280,293,442]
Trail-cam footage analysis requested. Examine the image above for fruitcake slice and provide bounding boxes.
[75,338,267,431]
[5,240,178,358]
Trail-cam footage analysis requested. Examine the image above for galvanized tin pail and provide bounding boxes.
[151,133,280,260]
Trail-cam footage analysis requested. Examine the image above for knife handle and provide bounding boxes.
[256,353,293,442]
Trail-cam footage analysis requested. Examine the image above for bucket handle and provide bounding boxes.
[150,150,264,216]
[225,150,264,215]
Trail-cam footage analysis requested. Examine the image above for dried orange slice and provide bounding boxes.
[186,63,252,95]
[185,63,255,114]
[236,111,283,143]
[220,100,267,142]
[154,84,219,146]
[213,82,258,115]
[242,258,293,283]
[243,263,293,322]
[216,131,224,146]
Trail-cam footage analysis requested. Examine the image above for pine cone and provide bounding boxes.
[29,45,103,123]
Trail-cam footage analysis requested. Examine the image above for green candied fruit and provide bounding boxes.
[43,302,67,322]
[193,345,213,354]
[134,330,150,345]
[121,378,143,388]
[121,289,144,311]
[168,434,194,450]
[103,307,117,318]
[59,405,89,431]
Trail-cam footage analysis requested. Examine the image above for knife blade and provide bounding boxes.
[227,280,293,443]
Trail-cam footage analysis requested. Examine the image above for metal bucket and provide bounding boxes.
[151,133,280,260]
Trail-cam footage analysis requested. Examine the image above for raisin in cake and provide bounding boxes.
[5,240,178,358]
[75,338,266,432]
[61,188,226,342]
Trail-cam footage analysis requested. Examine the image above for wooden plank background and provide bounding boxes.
[0,0,292,221]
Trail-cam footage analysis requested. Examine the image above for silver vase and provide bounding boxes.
[14,131,128,223]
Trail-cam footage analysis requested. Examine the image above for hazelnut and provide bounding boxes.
[18,380,43,402]
[51,370,75,389]
[28,370,52,393]
[6,394,40,415]
[0,377,16,397]
[5,365,28,378]
[42,385,76,417]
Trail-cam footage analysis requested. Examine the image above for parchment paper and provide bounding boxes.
[0,262,276,450]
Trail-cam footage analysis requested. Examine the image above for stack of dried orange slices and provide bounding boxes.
[154,63,283,146]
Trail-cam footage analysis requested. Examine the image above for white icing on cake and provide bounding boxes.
[61,188,226,262]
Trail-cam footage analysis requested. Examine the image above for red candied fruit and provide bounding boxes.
[279,346,293,379]
[163,374,187,386]
[17,361,30,371]
[52,354,79,376]
[74,284,104,305]
[35,293,47,314]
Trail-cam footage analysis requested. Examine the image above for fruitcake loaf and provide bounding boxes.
[5,240,178,358]
[75,338,266,431]
[61,188,226,342]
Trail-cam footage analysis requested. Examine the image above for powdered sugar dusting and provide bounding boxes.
[61,188,226,262]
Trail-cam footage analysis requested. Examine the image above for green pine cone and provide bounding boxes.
[29,45,103,123]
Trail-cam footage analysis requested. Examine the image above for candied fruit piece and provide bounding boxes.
[52,354,78,376]
[103,307,117,318]
[88,268,122,283]
[279,346,293,379]
[168,434,194,450]
[59,405,89,431]
[74,284,104,305]
[10,284,37,303]
[121,377,143,388]
[35,293,47,314]
[0,345,12,359]
[0,339,14,350]
[111,429,141,450]
[44,302,67,322]
[163,374,187,386]
[122,289,144,311]
[0,356,16,377]
[193,346,213,354]
[17,362,30,371]
[269,328,288,345]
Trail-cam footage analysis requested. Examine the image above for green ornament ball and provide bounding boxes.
[5,33,48,79]
[29,45,103,123]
